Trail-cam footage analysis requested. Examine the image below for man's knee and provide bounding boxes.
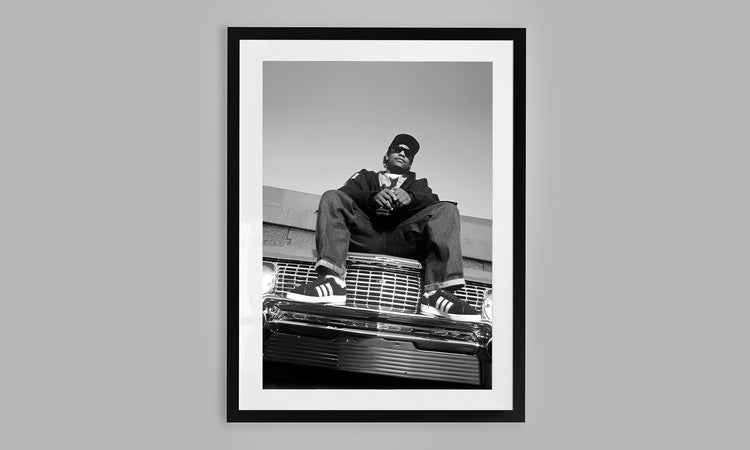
[429,202,460,219]
[319,189,350,208]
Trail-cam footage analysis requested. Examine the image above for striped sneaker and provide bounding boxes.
[419,289,481,322]
[285,275,347,304]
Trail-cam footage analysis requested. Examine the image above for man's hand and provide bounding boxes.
[373,188,411,213]
[391,188,412,207]
[372,189,396,210]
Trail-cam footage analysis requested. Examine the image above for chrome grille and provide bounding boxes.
[345,263,421,312]
[265,256,490,314]
[454,281,491,310]
[272,260,318,294]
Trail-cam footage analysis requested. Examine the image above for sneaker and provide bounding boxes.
[285,275,347,304]
[419,289,481,322]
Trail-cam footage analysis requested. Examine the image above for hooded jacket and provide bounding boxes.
[338,169,445,224]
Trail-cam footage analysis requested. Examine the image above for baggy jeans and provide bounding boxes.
[314,190,465,292]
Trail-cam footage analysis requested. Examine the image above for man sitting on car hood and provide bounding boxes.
[286,133,481,322]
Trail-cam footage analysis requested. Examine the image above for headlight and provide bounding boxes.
[481,288,493,322]
[262,262,276,295]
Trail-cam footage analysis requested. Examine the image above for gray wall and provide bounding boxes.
[2,1,749,449]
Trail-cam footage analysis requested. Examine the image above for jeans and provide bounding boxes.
[314,190,465,292]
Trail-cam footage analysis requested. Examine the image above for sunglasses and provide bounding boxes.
[388,145,414,158]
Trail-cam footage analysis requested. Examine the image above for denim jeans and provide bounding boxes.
[314,190,465,292]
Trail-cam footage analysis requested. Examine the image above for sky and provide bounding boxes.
[263,61,493,219]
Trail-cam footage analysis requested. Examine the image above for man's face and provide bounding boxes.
[384,147,413,173]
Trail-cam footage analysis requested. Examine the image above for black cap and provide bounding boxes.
[388,134,420,159]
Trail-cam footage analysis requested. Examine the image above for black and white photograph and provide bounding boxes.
[261,61,494,390]
[229,28,525,421]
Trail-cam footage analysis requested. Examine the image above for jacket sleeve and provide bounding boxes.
[338,169,379,212]
[402,177,440,213]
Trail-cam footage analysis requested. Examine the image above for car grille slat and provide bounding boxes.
[453,282,491,310]
[266,256,490,313]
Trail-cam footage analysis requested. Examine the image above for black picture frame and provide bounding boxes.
[228,27,525,422]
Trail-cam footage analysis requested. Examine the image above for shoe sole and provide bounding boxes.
[419,304,482,322]
[285,292,347,304]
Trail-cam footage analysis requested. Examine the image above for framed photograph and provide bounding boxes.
[228,27,525,422]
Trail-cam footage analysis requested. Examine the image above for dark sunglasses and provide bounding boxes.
[388,146,414,158]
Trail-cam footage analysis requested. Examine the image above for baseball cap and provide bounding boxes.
[388,134,420,159]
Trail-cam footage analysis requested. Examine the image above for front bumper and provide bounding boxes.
[263,296,492,386]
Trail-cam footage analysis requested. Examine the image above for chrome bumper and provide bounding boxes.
[263,296,492,386]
